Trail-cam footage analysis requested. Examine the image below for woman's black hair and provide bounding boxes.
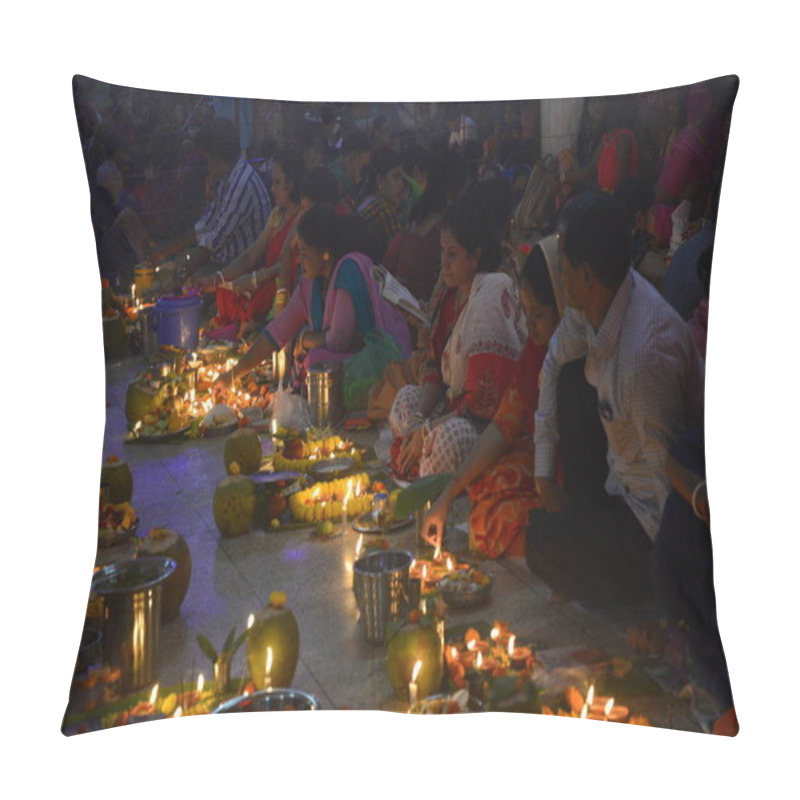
[409,155,449,224]
[364,149,402,194]
[297,205,384,263]
[272,146,306,205]
[520,245,557,310]
[300,167,339,207]
[440,180,505,273]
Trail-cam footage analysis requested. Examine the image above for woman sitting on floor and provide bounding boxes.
[420,237,562,558]
[389,182,527,479]
[198,147,306,339]
[215,205,412,389]
[356,149,408,256]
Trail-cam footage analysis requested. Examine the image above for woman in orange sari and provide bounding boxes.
[422,236,563,559]
[197,147,305,338]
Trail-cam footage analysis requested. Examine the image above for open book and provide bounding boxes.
[373,263,431,327]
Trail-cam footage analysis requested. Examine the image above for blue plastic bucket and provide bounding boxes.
[155,294,203,350]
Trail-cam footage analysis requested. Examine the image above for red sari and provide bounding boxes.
[468,339,546,558]
[215,207,300,326]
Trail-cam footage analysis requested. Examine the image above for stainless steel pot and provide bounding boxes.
[305,361,344,427]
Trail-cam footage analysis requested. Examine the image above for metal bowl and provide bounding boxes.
[438,574,493,609]
[311,457,356,481]
[213,689,320,713]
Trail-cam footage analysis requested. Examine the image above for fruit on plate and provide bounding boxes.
[386,614,444,702]
[246,591,300,690]
[125,379,171,427]
[98,502,138,533]
[288,473,373,523]
[224,428,263,475]
[139,527,192,621]
[201,403,237,430]
[316,520,335,537]
[273,435,362,473]
[100,456,133,504]
[213,475,256,538]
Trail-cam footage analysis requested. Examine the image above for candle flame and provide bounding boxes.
[586,683,595,707]
[446,556,454,571]
[433,545,441,560]
[476,651,483,669]
[271,418,278,436]
[411,660,423,683]
[490,627,499,641]
[508,635,516,656]
[580,703,589,720]
[312,486,321,500]
[133,421,142,432]
[422,564,428,580]
[451,646,458,661]
[266,646,273,676]
[173,705,183,718]
[466,639,476,651]
[247,613,255,629]
[197,673,205,693]
[149,683,159,706]
[410,559,416,571]
[604,698,615,717]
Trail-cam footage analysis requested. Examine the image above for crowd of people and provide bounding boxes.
[75,75,738,734]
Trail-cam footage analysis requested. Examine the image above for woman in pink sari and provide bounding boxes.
[216,206,411,388]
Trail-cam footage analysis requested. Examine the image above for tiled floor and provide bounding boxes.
[94,356,701,730]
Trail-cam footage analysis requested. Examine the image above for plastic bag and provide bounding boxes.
[270,387,310,431]
[343,330,405,412]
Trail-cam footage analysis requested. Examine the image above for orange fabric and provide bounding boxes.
[467,341,547,559]
[597,128,639,192]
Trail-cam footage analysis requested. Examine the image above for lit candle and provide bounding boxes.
[446,556,454,572]
[197,673,205,694]
[586,683,595,707]
[408,659,423,708]
[131,283,136,301]
[265,646,273,690]
[433,545,442,561]
[507,635,516,657]
[173,705,183,718]
[247,613,255,630]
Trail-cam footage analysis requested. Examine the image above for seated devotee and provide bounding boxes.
[526,190,705,607]
[614,177,669,293]
[383,154,450,303]
[389,182,527,479]
[148,117,272,282]
[651,83,725,245]
[214,206,412,391]
[420,237,562,559]
[357,149,408,255]
[650,424,738,736]
[196,147,305,339]
[329,132,372,214]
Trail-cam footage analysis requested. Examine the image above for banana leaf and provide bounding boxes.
[393,473,453,520]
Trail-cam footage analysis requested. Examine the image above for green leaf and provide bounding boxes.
[196,633,218,664]
[222,626,237,655]
[231,630,249,657]
[393,473,453,520]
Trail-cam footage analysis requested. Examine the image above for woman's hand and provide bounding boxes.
[398,426,424,476]
[214,370,234,393]
[293,332,309,361]
[196,274,217,295]
[421,491,451,550]
[536,476,571,513]
[231,273,253,295]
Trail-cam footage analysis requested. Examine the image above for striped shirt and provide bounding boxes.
[194,157,271,264]
[534,270,705,541]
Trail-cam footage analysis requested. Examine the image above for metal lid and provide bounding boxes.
[91,556,177,595]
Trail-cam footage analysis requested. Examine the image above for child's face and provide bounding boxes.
[520,284,559,347]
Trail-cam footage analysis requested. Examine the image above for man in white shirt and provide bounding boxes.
[527,191,705,607]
